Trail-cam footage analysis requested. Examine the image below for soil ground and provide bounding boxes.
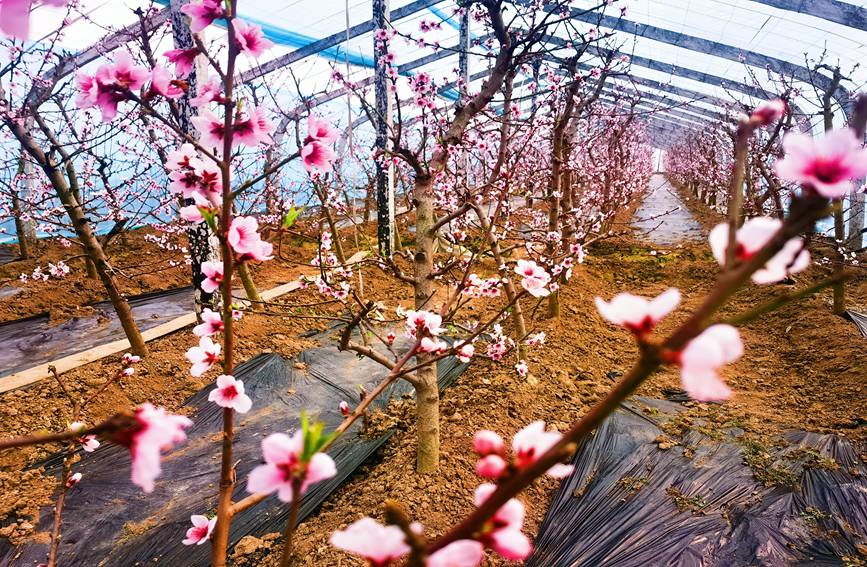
[0,190,865,565]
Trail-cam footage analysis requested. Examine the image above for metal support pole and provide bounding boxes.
[373,0,395,256]
[457,5,471,191]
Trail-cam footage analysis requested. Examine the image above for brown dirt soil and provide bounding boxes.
[0,225,327,324]
[1,209,866,565]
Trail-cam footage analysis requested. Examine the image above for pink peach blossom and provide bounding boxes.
[193,308,223,337]
[112,403,192,493]
[232,19,273,57]
[228,216,273,261]
[514,259,551,297]
[512,421,573,478]
[475,454,507,479]
[180,0,225,33]
[190,77,222,107]
[65,471,82,488]
[679,324,743,401]
[419,336,448,354]
[208,374,252,413]
[305,115,339,145]
[70,422,100,452]
[404,310,445,338]
[181,514,215,545]
[427,540,485,567]
[185,336,221,377]
[473,430,504,455]
[166,143,197,171]
[456,342,475,363]
[76,51,150,122]
[201,260,223,294]
[708,218,810,284]
[751,99,786,126]
[474,483,532,560]
[233,107,274,147]
[0,0,31,38]
[0,0,67,39]
[99,51,150,91]
[775,128,867,198]
[594,288,680,336]
[302,141,336,173]
[191,109,227,148]
[163,48,199,77]
[148,65,184,99]
[329,517,409,566]
[246,431,337,502]
[122,353,141,366]
[81,435,100,452]
[180,204,205,223]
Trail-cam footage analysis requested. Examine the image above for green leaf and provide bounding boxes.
[299,410,339,463]
[282,205,304,229]
[201,209,218,233]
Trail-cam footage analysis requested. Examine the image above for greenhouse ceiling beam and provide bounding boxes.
[747,0,867,31]
[395,37,811,134]
[551,5,851,112]
[537,36,813,129]
[484,75,716,127]
[238,0,442,83]
[581,79,727,122]
[422,30,810,125]
[535,51,812,134]
[597,95,716,127]
[503,73,721,124]
[646,116,698,139]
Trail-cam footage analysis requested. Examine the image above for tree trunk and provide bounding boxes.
[11,162,30,259]
[414,362,439,473]
[84,256,98,280]
[236,262,263,311]
[3,109,147,356]
[546,170,561,319]
[847,192,865,251]
[59,179,146,355]
[833,200,846,314]
[475,204,528,358]
[822,68,846,315]
[413,175,439,472]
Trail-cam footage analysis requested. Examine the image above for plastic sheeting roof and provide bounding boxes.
[17,0,867,143]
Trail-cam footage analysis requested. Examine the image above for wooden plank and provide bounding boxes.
[0,251,369,394]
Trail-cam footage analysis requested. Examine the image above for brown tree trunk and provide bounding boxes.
[474,204,528,358]
[821,67,846,314]
[546,138,563,319]
[10,161,30,259]
[84,257,98,279]
[413,176,439,473]
[414,362,439,474]
[833,201,846,314]
[4,111,147,356]
[237,262,263,311]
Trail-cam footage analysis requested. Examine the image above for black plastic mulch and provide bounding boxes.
[527,398,866,567]
[849,311,867,339]
[0,248,15,266]
[0,336,468,567]
[0,286,194,377]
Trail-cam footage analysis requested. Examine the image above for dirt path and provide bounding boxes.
[631,173,704,246]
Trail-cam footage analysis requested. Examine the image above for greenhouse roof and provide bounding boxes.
[17,0,867,146]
